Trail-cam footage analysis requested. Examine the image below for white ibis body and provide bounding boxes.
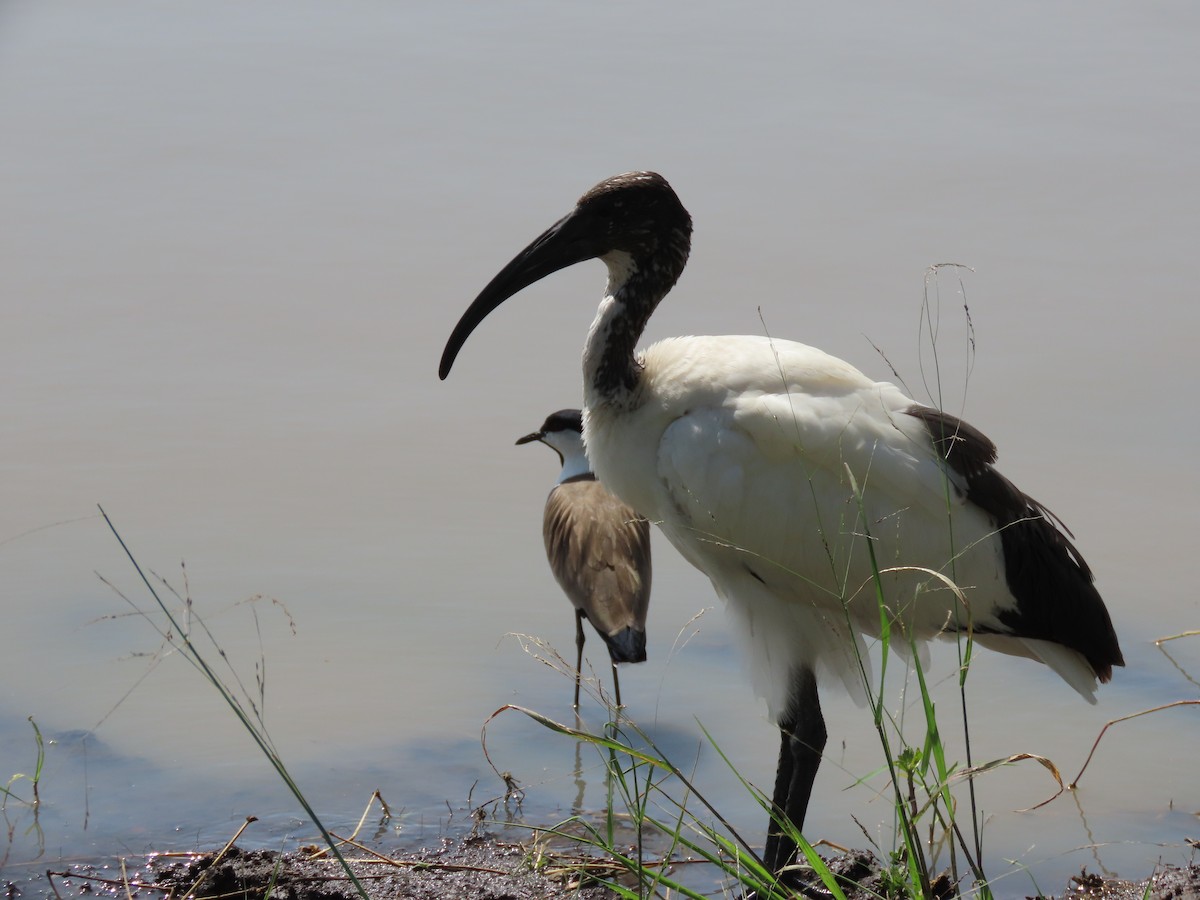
[517,408,652,709]
[440,172,1123,881]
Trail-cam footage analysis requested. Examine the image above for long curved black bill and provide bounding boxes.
[439,209,602,380]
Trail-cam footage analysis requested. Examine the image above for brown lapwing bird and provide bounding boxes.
[517,409,651,709]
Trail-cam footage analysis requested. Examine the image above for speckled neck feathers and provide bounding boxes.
[582,176,692,406]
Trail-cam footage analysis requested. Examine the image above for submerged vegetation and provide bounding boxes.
[1,717,44,809]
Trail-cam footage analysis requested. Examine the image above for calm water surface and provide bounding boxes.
[2,2,1198,895]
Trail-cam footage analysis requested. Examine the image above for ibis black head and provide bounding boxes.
[515,408,583,446]
[439,172,692,380]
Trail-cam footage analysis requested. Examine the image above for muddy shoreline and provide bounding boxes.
[35,835,1200,899]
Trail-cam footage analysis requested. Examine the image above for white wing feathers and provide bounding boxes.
[592,336,1018,716]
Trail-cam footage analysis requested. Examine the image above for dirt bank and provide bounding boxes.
[37,836,1199,899]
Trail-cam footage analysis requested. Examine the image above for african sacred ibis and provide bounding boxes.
[440,172,1123,881]
[517,408,652,709]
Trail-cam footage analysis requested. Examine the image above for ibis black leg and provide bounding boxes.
[611,661,622,708]
[573,609,586,709]
[763,667,826,882]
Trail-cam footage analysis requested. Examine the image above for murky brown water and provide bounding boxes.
[2,2,1198,895]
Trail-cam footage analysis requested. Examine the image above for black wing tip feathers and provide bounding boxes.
[904,404,1124,680]
[603,625,648,664]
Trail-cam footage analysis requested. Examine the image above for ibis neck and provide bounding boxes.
[583,255,669,408]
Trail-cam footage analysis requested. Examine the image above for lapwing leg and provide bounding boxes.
[574,608,586,709]
[763,667,826,885]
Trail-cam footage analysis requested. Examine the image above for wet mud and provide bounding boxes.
[32,837,1200,899]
